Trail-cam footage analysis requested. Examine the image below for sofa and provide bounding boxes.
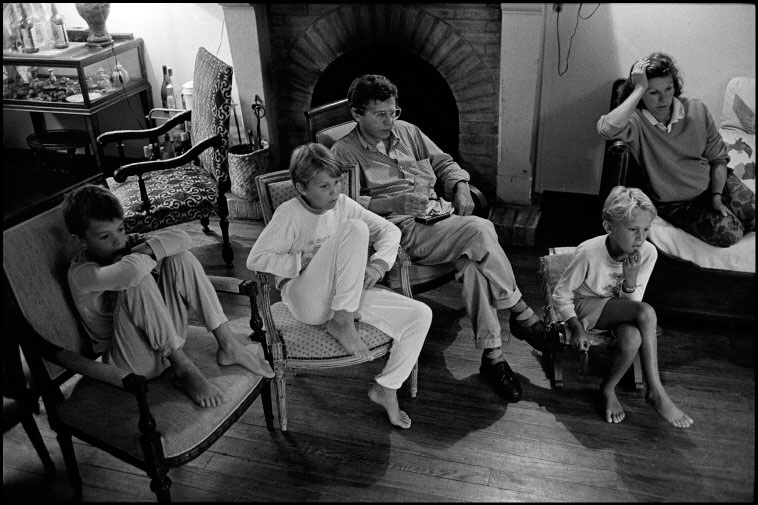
[598,76,755,324]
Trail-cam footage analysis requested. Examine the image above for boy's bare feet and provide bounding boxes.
[368,383,411,429]
[217,335,275,378]
[326,311,372,360]
[601,387,626,423]
[646,389,694,428]
[175,366,225,408]
[169,348,225,408]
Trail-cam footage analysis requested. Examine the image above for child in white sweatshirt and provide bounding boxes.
[552,186,693,428]
[64,184,273,409]
[247,143,432,429]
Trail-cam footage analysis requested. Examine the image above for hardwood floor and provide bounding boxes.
[3,205,755,501]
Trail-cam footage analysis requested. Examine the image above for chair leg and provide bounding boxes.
[20,413,55,472]
[219,214,234,269]
[57,431,82,497]
[200,216,211,233]
[274,371,288,431]
[409,361,418,398]
[261,381,275,431]
[149,472,172,502]
[632,352,644,391]
[551,350,564,389]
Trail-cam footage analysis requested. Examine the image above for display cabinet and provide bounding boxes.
[3,35,152,170]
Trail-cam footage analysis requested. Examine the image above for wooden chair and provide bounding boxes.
[2,329,55,473]
[98,47,235,269]
[252,164,418,432]
[305,98,491,297]
[538,248,645,390]
[2,195,274,502]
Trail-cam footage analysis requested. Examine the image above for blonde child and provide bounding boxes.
[247,143,432,429]
[64,184,274,409]
[552,186,693,428]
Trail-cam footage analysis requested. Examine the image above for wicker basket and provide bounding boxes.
[229,144,270,201]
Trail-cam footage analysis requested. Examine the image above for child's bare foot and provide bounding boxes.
[646,389,694,428]
[217,337,275,378]
[175,365,225,408]
[368,383,411,429]
[601,388,626,424]
[326,317,372,360]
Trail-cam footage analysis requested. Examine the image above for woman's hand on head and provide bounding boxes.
[630,58,650,91]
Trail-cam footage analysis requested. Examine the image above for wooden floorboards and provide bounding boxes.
[3,217,754,502]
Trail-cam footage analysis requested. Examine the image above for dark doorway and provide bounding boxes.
[311,46,459,159]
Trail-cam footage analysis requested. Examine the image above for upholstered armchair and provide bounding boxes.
[3,195,274,502]
[305,98,490,298]
[98,47,235,268]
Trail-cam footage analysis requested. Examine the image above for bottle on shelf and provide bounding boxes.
[49,3,69,49]
[8,4,24,52]
[163,133,175,159]
[29,3,52,50]
[166,67,178,109]
[18,3,39,53]
[160,65,168,108]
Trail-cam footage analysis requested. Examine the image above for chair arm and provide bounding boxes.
[97,109,192,147]
[253,272,287,361]
[469,184,490,219]
[393,246,414,298]
[112,134,221,182]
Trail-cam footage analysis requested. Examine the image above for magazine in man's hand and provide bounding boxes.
[415,199,453,224]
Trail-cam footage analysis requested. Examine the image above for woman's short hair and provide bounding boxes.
[347,74,399,112]
[619,52,683,104]
[602,186,657,224]
[62,183,124,236]
[289,143,343,188]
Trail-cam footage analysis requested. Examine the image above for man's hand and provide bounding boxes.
[395,193,429,217]
[712,194,728,217]
[453,181,475,216]
[567,317,590,352]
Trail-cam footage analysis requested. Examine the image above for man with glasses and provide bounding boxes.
[332,74,559,403]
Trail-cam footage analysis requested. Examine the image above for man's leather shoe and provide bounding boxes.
[480,357,522,402]
[509,314,561,353]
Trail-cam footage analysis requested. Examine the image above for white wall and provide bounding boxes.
[536,3,756,194]
[3,3,263,151]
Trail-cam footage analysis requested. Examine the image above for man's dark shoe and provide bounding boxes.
[509,313,561,353]
[480,357,522,402]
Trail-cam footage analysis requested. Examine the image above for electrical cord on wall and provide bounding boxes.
[556,3,601,76]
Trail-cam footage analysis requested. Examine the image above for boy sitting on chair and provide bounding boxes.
[63,184,274,408]
[552,185,693,428]
[247,143,432,429]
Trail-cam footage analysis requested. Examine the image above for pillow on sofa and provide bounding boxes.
[720,77,755,182]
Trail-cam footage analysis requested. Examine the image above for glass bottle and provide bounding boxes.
[18,3,39,53]
[8,4,24,52]
[49,3,69,49]
[160,65,168,108]
[166,67,177,109]
[29,3,52,50]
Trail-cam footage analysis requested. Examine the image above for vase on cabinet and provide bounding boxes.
[75,3,113,48]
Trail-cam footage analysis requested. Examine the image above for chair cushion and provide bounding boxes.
[56,328,266,462]
[270,302,392,363]
[191,47,233,191]
[107,164,218,234]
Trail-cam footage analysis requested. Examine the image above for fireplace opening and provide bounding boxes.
[311,45,460,159]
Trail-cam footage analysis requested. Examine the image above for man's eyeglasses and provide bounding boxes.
[360,107,402,121]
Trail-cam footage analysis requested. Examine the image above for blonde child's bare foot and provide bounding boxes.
[646,389,694,428]
[175,365,225,408]
[368,383,411,429]
[601,388,626,424]
[326,317,372,360]
[217,336,275,378]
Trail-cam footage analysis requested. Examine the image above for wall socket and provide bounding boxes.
[552,3,563,12]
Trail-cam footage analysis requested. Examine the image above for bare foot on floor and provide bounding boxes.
[646,389,694,428]
[326,317,372,360]
[217,338,275,378]
[601,388,626,424]
[175,365,225,408]
[368,383,411,429]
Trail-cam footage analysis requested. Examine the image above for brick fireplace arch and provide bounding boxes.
[263,3,501,191]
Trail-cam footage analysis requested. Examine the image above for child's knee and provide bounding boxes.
[343,219,370,242]
[162,250,201,271]
[634,302,657,327]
